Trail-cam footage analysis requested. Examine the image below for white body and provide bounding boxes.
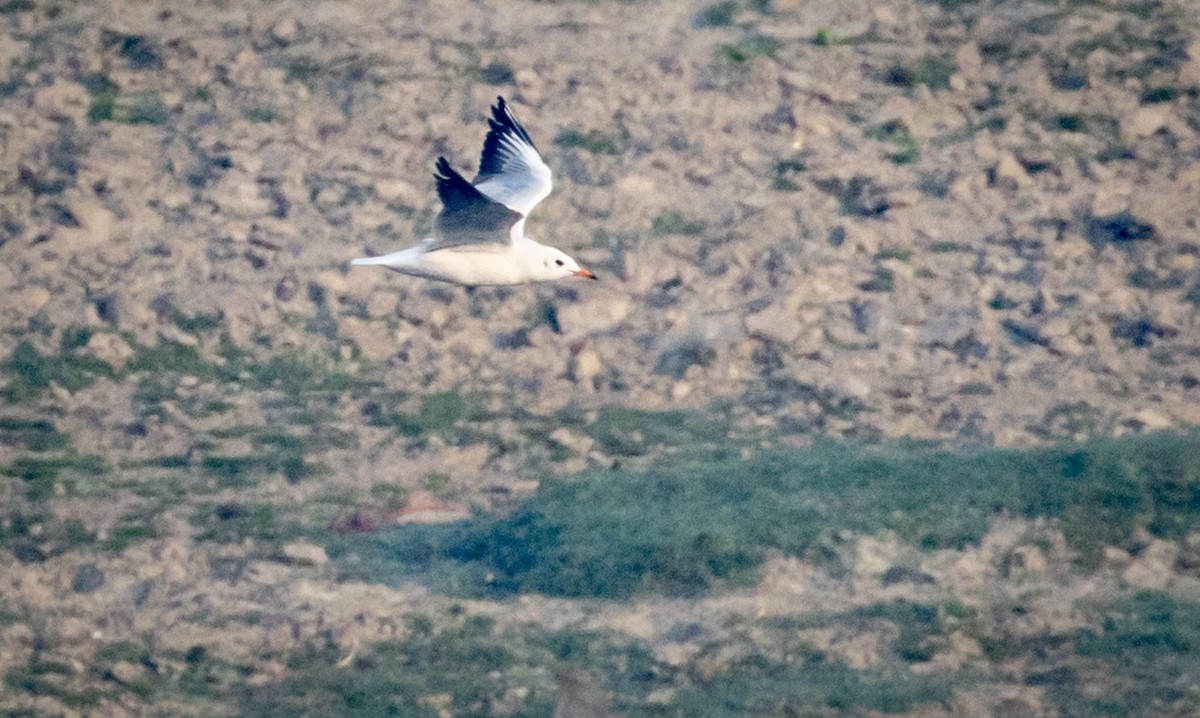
[351,236,575,286]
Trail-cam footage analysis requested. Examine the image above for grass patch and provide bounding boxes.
[663,651,950,716]
[553,128,620,155]
[771,158,806,191]
[2,453,106,501]
[333,432,1200,598]
[650,210,706,237]
[238,613,950,717]
[573,406,733,458]
[1064,591,1200,716]
[0,416,70,451]
[859,265,895,292]
[715,34,781,65]
[1,339,113,401]
[243,106,283,123]
[866,120,919,164]
[694,0,738,27]
[883,55,955,90]
[191,502,298,544]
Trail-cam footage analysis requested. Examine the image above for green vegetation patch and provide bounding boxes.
[2,453,107,501]
[883,54,955,90]
[715,34,781,65]
[235,613,949,718]
[1,339,113,401]
[334,431,1200,598]
[191,502,298,544]
[1062,591,1200,716]
[694,0,738,28]
[771,158,807,191]
[0,416,70,452]
[660,651,950,716]
[650,209,706,237]
[866,120,919,164]
[553,128,620,155]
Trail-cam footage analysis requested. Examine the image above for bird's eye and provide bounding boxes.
[555,259,564,267]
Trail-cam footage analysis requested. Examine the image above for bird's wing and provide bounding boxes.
[428,156,523,250]
[472,96,552,236]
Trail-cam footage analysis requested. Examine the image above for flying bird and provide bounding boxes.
[351,96,597,286]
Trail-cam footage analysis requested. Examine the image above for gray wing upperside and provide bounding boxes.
[427,156,523,251]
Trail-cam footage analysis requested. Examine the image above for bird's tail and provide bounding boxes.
[350,255,394,266]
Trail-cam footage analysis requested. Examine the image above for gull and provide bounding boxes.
[351,96,598,286]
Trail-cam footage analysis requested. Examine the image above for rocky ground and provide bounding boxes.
[3,0,1200,715]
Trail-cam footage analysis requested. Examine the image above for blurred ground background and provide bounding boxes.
[2,0,1200,715]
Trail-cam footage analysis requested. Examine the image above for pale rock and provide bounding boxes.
[110,661,142,684]
[396,491,471,524]
[33,78,91,123]
[56,198,118,254]
[948,172,984,203]
[744,302,801,344]
[558,295,632,334]
[313,269,351,299]
[955,43,983,82]
[1122,539,1178,590]
[1122,105,1170,141]
[1101,546,1131,570]
[84,332,135,371]
[270,17,298,44]
[374,178,422,206]
[548,427,594,456]
[570,349,604,388]
[3,285,52,322]
[993,152,1032,190]
[1180,39,1200,88]
[1006,545,1047,576]
[1090,180,1133,217]
[854,534,903,579]
[1170,253,1197,272]
[158,324,200,347]
[366,291,399,319]
[670,381,692,400]
[1131,407,1172,431]
[281,541,328,566]
[210,172,273,217]
[339,317,400,361]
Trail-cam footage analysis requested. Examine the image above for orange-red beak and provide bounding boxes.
[572,268,599,280]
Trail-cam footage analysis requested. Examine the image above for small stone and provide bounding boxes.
[548,427,594,456]
[71,563,105,593]
[1132,407,1173,431]
[3,286,52,322]
[993,152,1032,190]
[955,43,983,82]
[570,349,603,388]
[374,178,422,206]
[33,78,90,123]
[1006,545,1047,576]
[110,661,142,684]
[1122,539,1178,590]
[1123,105,1169,141]
[270,17,298,45]
[84,332,135,371]
[744,303,801,344]
[281,541,328,566]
